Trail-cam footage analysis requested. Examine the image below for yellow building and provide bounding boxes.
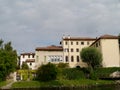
[61,36,96,67]
[91,34,120,67]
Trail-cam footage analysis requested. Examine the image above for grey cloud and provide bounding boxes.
[0,0,120,53]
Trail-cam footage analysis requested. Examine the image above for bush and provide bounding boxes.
[36,63,58,81]
[62,68,85,80]
[57,63,69,68]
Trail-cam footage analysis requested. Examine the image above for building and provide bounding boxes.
[20,53,36,70]
[35,45,63,69]
[19,34,120,69]
[90,34,120,67]
[61,36,96,67]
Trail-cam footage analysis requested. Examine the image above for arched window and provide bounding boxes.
[65,56,68,62]
[77,56,80,62]
[71,56,74,62]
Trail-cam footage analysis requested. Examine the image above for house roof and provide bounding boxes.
[90,34,119,46]
[26,59,35,62]
[21,53,35,55]
[36,45,63,51]
[62,37,96,41]
[99,34,119,39]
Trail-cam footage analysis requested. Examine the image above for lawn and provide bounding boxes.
[12,79,115,88]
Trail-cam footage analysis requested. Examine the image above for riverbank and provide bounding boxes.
[12,79,115,88]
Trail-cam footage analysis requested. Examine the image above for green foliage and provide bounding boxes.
[91,67,120,79]
[36,63,58,81]
[0,40,17,81]
[62,68,85,80]
[57,63,69,68]
[80,47,102,69]
[118,33,120,46]
[21,62,29,70]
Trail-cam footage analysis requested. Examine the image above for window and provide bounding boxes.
[96,43,98,47]
[71,42,73,45]
[28,55,30,58]
[65,41,68,45]
[23,55,25,58]
[76,48,79,52]
[87,41,89,45]
[65,56,68,62]
[32,54,35,58]
[71,48,74,52]
[81,42,84,45]
[77,56,79,62]
[76,42,79,45]
[71,56,74,62]
[30,62,32,66]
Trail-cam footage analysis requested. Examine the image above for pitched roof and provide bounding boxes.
[36,45,63,51]
[90,34,119,46]
[99,34,119,39]
[21,52,35,55]
[63,37,96,41]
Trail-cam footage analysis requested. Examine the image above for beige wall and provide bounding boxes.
[35,50,63,68]
[62,39,94,67]
[100,39,120,67]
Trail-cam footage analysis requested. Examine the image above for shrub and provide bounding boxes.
[62,68,85,80]
[36,63,58,81]
[57,63,69,68]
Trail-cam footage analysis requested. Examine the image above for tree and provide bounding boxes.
[118,34,120,46]
[80,47,102,70]
[0,40,17,81]
[36,63,57,81]
[21,62,29,70]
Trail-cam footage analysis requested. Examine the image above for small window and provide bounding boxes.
[23,55,25,58]
[28,55,30,58]
[30,62,32,66]
[77,56,79,62]
[65,56,68,62]
[65,41,68,45]
[71,56,74,62]
[71,48,74,52]
[76,42,79,45]
[71,42,73,45]
[32,54,35,58]
[81,42,84,45]
[87,41,89,45]
[76,48,79,52]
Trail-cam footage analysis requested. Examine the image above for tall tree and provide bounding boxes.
[80,47,102,70]
[0,40,17,81]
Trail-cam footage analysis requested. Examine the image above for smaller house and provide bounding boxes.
[35,45,63,69]
[20,53,36,70]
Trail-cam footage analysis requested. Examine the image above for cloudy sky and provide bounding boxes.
[0,0,120,54]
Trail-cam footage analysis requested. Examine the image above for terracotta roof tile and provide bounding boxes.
[21,53,35,55]
[36,45,63,51]
[99,34,118,39]
[63,37,96,41]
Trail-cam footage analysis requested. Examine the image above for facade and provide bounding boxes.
[20,53,36,70]
[19,34,120,69]
[35,45,63,69]
[61,36,96,67]
[91,35,120,67]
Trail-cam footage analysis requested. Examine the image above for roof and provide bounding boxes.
[62,37,96,41]
[36,45,63,51]
[90,34,119,46]
[99,34,119,39]
[26,59,35,62]
[21,53,35,55]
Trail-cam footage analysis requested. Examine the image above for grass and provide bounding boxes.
[12,79,115,88]
[0,80,10,87]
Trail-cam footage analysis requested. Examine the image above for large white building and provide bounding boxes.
[19,34,120,69]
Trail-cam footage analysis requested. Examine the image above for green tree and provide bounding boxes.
[36,63,57,81]
[80,47,102,70]
[118,34,120,46]
[0,40,17,81]
[21,62,29,70]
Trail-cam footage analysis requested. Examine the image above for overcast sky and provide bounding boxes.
[0,0,120,54]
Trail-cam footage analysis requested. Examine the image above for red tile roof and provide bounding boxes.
[99,34,119,39]
[36,45,63,51]
[63,37,96,41]
[21,53,35,55]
